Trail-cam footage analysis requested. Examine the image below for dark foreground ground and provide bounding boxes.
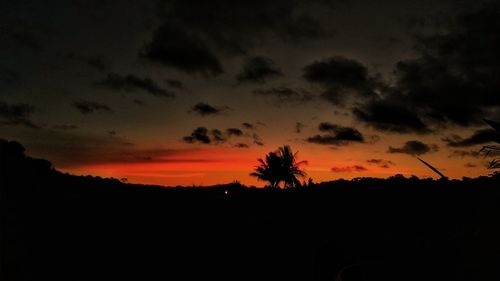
[2,139,500,281]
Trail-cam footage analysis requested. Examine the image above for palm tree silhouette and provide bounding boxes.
[250,145,307,189]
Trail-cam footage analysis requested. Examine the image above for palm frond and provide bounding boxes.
[250,145,307,188]
[482,119,500,169]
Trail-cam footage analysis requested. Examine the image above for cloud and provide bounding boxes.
[211,129,227,143]
[183,126,260,146]
[0,100,38,129]
[464,163,477,168]
[85,57,108,72]
[387,2,500,128]
[183,127,212,144]
[133,99,144,105]
[165,79,184,89]
[0,69,19,89]
[188,102,229,116]
[306,122,365,146]
[5,128,202,168]
[448,150,481,158]
[64,53,108,72]
[96,73,174,98]
[295,122,306,133]
[388,140,438,156]
[352,99,430,134]
[242,122,255,129]
[302,56,381,105]
[7,29,44,51]
[331,165,367,173]
[51,124,78,131]
[442,129,500,147]
[253,87,314,104]
[340,3,500,133]
[226,128,243,137]
[236,56,283,83]
[366,159,395,168]
[72,100,112,115]
[140,25,223,76]
[141,0,332,75]
[233,143,249,148]
[158,0,329,52]
[252,133,264,146]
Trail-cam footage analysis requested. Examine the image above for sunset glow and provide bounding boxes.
[1,0,499,186]
[57,143,491,187]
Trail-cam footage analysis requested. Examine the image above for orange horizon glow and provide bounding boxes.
[56,144,492,187]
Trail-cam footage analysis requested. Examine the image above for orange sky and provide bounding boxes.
[59,143,492,187]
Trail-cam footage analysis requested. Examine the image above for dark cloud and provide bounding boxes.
[236,56,283,83]
[242,122,255,129]
[183,127,212,144]
[0,100,38,129]
[333,110,349,116]
[302,56,382,105]
[442,129,500,147]
[342,3,500,133]
[141,0,332,75]
[96,73,174,98]
[352,99,430,134]
[295,122,306,133]
[5,128,201,167]
[484,119,500,132]
[133,99,144,105]
[51,124,78,131]
[140,25,223,76]
[233,143,249,148]
[0,69,19,89]
[253,87,314,104]
[211,129,227,143]
[387,2,500,128]
[189,102,229,116]
[72,100,112,115]
[165,79,184,89]
[366,159,395,168]
[373,34,402,49]
[464,163,477,168]
[252,133,264,146]
[226,128,243,137]
[307,122,365,146]
[331,165,367,173]
[86,57,108,72]
[62,145,201,166]
[157,0,330,52]
[448,150,481,158]
[7,29,44,51]
[183,126,252,145]
[65,53,108,72]
[388,140,438,156]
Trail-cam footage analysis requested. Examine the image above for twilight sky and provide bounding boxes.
[1,0,500,186]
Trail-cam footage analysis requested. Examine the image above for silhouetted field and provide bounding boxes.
[2,139,500,281]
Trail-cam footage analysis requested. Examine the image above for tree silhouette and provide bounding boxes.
[481,119,500,169]
[250,145,307,189]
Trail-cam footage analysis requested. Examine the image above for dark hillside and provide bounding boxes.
[2,139,500,281]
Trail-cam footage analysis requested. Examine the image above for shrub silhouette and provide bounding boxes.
[250,145,307,189]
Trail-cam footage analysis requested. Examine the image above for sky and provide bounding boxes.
[1,0,500,186]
